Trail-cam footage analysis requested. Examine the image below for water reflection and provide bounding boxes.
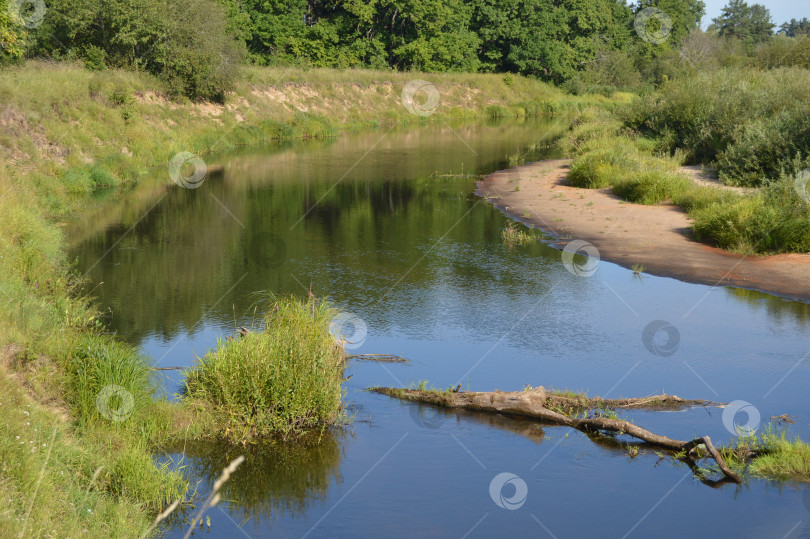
[162,430,344,532]
[724,287,810,324]
[68,119,570,344]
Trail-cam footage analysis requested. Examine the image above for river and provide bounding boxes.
[69,118,810,538]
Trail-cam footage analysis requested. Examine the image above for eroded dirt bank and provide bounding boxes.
[476,159,810,302]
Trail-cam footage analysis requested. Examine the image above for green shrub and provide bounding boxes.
[626,67,810,177]
[183,296,346,441]
[81,45,107,71]
[486,104,509,118]
[61,166,119,195]
[716,108,810,186]
[562,76,588,96]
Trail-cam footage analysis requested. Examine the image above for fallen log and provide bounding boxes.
[372,386,741,483]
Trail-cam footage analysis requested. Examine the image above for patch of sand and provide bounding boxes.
[476,159,810,302]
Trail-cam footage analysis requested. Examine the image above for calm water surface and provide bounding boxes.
[69,118,810,538]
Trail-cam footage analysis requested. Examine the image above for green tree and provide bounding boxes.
[1,0,27,64]
[505,0,633,83]
[238,0,309,65]
[31,0,165,68]
[30,0,243,100]
[383,0,480,71]
[154,0,245,101]
[632,0,705,52]
[468,0,524,72]
[779,18,810,38]
[711,0,774,44]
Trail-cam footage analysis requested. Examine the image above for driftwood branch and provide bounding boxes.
[347,353,409,363]
[372,386,740,483]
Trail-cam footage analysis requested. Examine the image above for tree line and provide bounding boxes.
[0,0,807,100]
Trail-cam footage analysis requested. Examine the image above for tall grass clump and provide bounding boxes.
[567,135,641,189]
[561,107,623,153]
[722,425,810,482]
[611,169,691,205]
[183,296,346,441]
[691,173,810,254]
[747,432,810,481]
[66,335,154,426]
[565,111,686,203]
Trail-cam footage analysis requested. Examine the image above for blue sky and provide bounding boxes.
[701,0,808,28]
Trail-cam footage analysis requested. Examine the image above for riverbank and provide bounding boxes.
[477,160,810,301]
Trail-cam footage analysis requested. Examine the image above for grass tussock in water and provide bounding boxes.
[501,223,536,247]
[748,435,810,482]
[721,426,810,482]
[183,296,347,442]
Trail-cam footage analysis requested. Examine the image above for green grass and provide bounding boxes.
[0,360,187,537]
[0,61,595,218]
[183,296,347,441]
[721,425,810,482]
[748,433,810,481]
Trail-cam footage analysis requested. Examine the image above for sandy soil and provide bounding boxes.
[476,159,810,302]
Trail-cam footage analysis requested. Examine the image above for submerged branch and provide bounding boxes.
[372,386,740,483]
[347,354,409,363]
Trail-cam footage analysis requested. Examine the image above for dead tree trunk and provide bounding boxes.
[372,386,741,483]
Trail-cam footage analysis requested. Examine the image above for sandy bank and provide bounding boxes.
[476,159,810,302]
